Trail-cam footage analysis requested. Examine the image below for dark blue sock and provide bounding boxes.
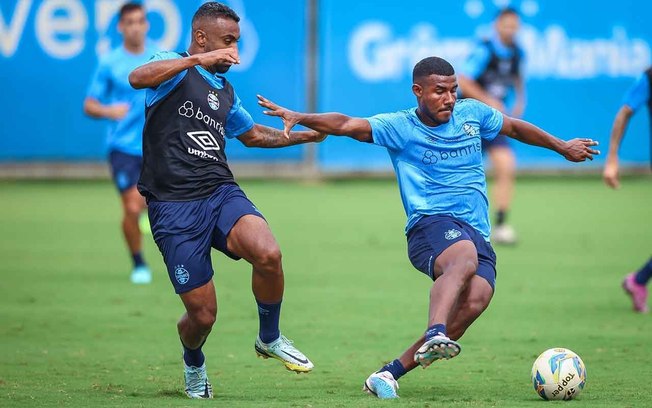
[425,323,447,340]
[182,339,205,368]
[132,252,145,268]
[256,300,281,344]
[634,258,652,285]
[379,359,407,380]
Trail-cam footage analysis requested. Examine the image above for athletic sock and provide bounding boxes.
[182,338,205,368]
[256,299,281,344]
[496,210,507,226]
[378,359,407,381]
[425,323,447,340]
[132,252,145,268]
[634,257,652,285]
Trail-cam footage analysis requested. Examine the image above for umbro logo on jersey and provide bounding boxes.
[187,131,221,151]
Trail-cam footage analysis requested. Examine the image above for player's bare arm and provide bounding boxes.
[500,115,600,162]
[257,94,372,142]
[458,75,506,112]
[128,48,240,89]
[83,97,130,120]
[603,105,634,189]
[237,124,326,148]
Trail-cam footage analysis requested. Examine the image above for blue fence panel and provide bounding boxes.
[0,0,306,162]
[318,0,651,170]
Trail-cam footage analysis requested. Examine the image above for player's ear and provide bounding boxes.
[412,83,423,98]
[194,29,207,47]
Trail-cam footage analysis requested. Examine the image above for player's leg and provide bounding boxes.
[109,150,150,283]
[485,137,517,245]
[623,257,652,313]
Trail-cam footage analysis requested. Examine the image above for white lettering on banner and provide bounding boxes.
[0,0,31,57]
[36,0,88,59]
[348,22,651,82]
[94,0,121,56]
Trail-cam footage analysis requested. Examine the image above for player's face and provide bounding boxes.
[118,9,148,48]
[201,17,241,73]
[495,13,520,45]
[412,75,458,125]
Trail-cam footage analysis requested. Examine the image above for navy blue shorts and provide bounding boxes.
[407,215,497,289]
[108,150,142,193]
[148,183,264,294]
[482,134,510,151]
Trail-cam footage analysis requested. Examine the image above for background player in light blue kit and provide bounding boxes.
[603,67,652,313]
[83,2,158,284]
[258,56,598,399]
[458,8,525,245]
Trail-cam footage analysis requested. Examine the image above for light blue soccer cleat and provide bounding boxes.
[414,334,461,368]
[255,335,314,373]
[130,265,152,284]
[363,371,399,399]
[184,363,213,399]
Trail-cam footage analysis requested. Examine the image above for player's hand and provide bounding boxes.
[107,103,130,120]
[603,159,620,189]
[562,138,600,162]
[196,47,240,67]
[257,95,302,139]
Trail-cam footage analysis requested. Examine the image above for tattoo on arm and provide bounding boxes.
[249,126,315,148]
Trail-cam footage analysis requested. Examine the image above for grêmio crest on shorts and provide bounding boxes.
[139,66,235,202]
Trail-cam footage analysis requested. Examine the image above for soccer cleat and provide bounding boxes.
[255,335,314,373]
[623,273,649,313]
[184,363,213,399]
[414,334,461,368]
[130,265,152,284]
[492,224,517,245]
[363,371,399,399]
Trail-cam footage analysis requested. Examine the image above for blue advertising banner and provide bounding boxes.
[0,0,306,161]
[318,0,651,170]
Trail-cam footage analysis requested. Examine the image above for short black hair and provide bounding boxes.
[412,57,455,82]
[118,2,143,20]
[192,2,240,28]
[496,7,519,19]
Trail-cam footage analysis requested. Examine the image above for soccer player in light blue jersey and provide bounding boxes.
[83,3,158,284]
[459,8,525,245]
[258,56,599,399]
[604,68,652,313]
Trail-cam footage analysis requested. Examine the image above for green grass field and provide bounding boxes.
[0,177,650,407]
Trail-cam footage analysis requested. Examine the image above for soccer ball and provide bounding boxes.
[531,348,587,401]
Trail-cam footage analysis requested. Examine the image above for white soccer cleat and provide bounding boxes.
[184,363,213,399]
[414,334,461,368]
[130,265,152,284]
[255,335,314,373]
[363,371,399,399]
[492,224,517,245]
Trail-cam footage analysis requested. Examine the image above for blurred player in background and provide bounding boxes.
[458,7,525,245]
[603,67,652,313]
[258,56,598,399]
[83,2,158,284]
[129,2,324,399]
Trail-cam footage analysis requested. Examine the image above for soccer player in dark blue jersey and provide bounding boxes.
[458,8,525,245]
[128,2,324,399]
[604,68,652,313]
[258,56,598,399]
[83,2,158,284]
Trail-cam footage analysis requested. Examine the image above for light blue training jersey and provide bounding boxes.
[622,73,650,113]
[368,99,504,240]
[86,44,159,156]
[144,51,254,138]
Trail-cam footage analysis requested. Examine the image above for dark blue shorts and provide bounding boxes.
[148,183,264,294]
[108,150,142,193]
[482,134,510,151]
[407,215,497,289]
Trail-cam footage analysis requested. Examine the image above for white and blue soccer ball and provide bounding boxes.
[531,348,587,401]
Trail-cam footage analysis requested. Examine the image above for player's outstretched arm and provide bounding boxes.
[603,105,634,189]
[257,95,372,142]
[458,75,506,113]
[237,124,326,148]
[128,48,240,89]
[500,115,600,162]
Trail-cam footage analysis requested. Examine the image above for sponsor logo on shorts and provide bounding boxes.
[444,229,462,240]
[175,265,190,285]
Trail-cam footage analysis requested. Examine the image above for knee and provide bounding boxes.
[254,245,282,273]
[123,202,142,220]
[189,307,217,332]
